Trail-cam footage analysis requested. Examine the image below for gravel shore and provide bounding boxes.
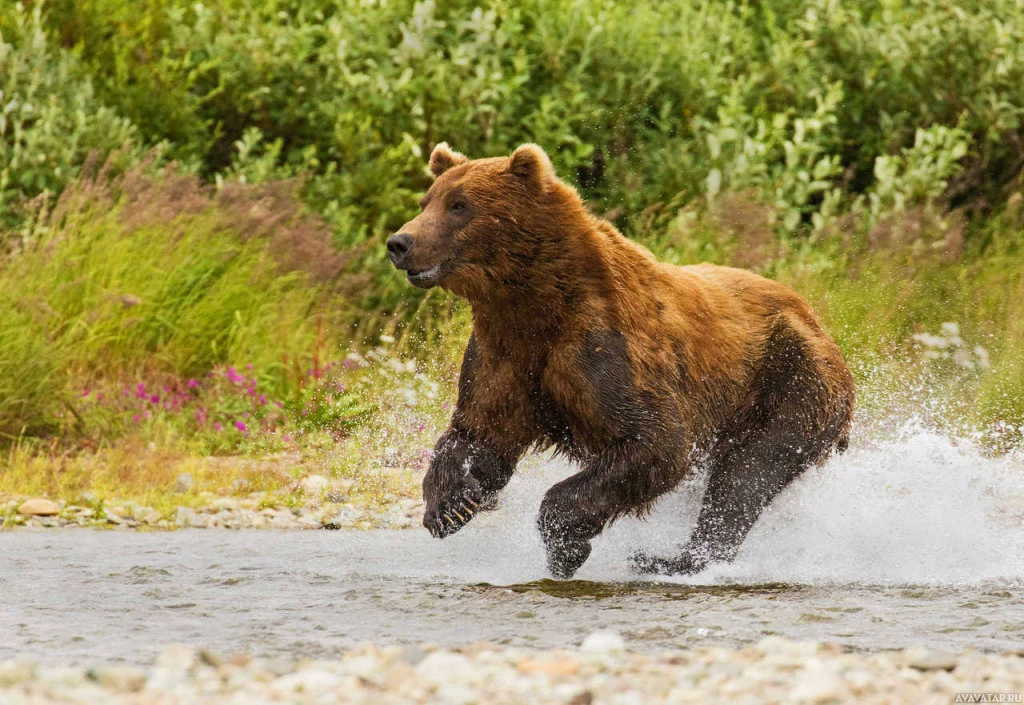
[1,474,424,531]
[2,637,1021,704]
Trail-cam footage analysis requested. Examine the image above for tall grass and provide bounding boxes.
[0,157,345,438]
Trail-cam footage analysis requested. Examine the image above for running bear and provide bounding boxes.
[386,143,855,579]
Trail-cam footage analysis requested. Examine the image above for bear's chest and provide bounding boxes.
[529,328,643,459]
[527,384,590,460]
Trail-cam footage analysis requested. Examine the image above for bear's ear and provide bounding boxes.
[509,143,554,192]
[429,142,468,178]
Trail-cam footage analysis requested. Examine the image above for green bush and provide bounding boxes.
[0,3,140,232]
[27,0,1024,241]
[2,0,1024,447]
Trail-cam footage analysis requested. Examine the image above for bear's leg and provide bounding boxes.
[633,317,852,576]
[423,428,518,538]
[537,439,684,579]
[632,420,820,575]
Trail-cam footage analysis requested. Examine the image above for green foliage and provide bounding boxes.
[0,3,140,230]
[22,0,1024,244]
[864,123,970,219]
[2,0,1024,450]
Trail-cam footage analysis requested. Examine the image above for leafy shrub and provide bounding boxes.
[28,0,1024,249]
[0,4,140,233]
[3,0,1024,449]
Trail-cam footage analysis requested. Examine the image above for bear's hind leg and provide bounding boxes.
[633,316,853,576]
[632,417,826,575]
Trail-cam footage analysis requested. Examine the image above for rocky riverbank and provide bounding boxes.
[2,636,1022,704]
[1,473,425,531]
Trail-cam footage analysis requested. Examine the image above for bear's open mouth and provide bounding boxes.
[406,262,447,287]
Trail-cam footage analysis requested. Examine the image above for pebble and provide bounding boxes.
[17,499,60,516]
[517,655,581,676]
[2,482,420,533]
[415,651,474,684]
[39,666,88,687]
[173,473,194,494]
[0,640,1022,704]
[791,663,846,702]
[904,647,958,671]
[156,645,197,672]
[299,474,329,495]
[93,666,147,693]
[395,645,429,666]
[174,506,207,528]
[580,630,626,654]
[0,659,37,686]
[271,668,344,695]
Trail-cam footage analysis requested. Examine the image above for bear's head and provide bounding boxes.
[387,142,570,300]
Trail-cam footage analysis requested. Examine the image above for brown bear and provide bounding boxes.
[387,142,855,579]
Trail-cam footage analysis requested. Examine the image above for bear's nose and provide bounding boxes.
[386,233,412,267]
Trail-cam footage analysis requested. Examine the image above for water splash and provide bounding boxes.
[421,427,1024,586]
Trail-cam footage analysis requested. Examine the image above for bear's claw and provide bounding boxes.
[425,487,482,538]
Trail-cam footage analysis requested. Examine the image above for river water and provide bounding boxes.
[2,429,1024,666]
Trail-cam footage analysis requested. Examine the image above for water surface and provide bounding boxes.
[3,430,1023,665]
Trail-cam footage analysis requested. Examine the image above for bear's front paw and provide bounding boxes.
[423,480,483,539]
[629,549,707,576]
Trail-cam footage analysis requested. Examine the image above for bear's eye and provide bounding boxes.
[449,200,468,213]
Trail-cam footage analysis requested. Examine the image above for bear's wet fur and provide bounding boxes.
[387,143,855,579]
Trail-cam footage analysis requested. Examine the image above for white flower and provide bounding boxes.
[973,345,991,371]
[911,332,948,349]
[940,321,960,338]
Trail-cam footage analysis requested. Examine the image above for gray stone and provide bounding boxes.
[905,647,958,671]
[39,666,88,687]
[173,473,194,493]
[415,652,473,684]
[300,474,329,495]
[271,668,343,695]
[395,645,429,666]
[198,649,224,668]
[94,666,147,692]
[175,506,207,528]
[156,644,197,672]
[298,514,322,529]
[0,658,37,686]
[580,631,626,654]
